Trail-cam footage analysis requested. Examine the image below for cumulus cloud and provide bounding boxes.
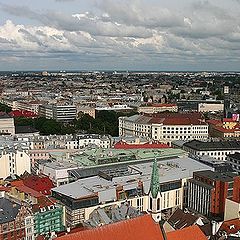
[0,0,240,70]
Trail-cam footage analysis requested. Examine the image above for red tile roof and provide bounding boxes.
[23,175,54,195]
[166,225,208,240]
[223,118,236,122]
[141,103,177,107]
[55,215,164,240]
[218,218,240,235]
[114,140,170,149]
[15,185,44,198]
[32,196,56,212]
[9,110,37,118]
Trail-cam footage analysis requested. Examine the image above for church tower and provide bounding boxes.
[148,159,162,222]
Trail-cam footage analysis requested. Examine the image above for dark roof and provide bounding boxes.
[15,125,39,134]
[0,197,21,224]
[194,170,237,182]
[228,152,240,160]
[167,208,198,230]
[199,223,212,237]
[0,113,12,119]
[183,140,240,151]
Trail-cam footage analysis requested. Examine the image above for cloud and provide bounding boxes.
[0,0,240,70]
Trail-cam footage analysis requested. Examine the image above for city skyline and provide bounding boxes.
[0,0,240,71]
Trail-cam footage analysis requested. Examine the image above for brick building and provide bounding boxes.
[187,170,240,220]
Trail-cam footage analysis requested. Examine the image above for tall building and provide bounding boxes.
[187,170,240,219]
[39,104,77,122]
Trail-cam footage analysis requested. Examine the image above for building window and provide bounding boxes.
[157,198,160,210]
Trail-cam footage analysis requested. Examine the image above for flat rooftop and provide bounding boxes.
[52,156,213,199]
[71,148,186,167]
[194,170,237,182]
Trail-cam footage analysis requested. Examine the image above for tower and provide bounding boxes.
[148,159,162,222]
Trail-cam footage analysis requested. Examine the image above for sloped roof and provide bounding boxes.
[167,208,198,230]
[0,197,21,224]
[218,218,240,235]
[166,225,207,240]
[9,110,37,118]
[23,175,54,195]
[55,215,164,240]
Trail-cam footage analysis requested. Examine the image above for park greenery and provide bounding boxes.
[14,110,137,136]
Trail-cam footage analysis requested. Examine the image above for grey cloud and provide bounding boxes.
[1,4,152,38]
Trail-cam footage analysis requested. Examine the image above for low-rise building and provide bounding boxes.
[183,140,240,161]
[33,197,65,237]
[207,118,240,139]
[39,105,77,122]
[0,197,33,240]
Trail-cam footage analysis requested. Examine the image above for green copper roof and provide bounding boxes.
[150,159,160,198]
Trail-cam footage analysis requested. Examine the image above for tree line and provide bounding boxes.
[14,110,137,136]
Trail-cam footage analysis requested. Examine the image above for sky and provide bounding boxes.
[0,0,240,71]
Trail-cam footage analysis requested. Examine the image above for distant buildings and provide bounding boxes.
[177,100,224,112]
[138,103,178,114]
[39,104,77,122]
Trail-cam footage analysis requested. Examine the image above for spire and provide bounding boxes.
[150,159,160,198]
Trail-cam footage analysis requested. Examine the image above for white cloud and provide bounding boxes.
[0,0,240,70]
